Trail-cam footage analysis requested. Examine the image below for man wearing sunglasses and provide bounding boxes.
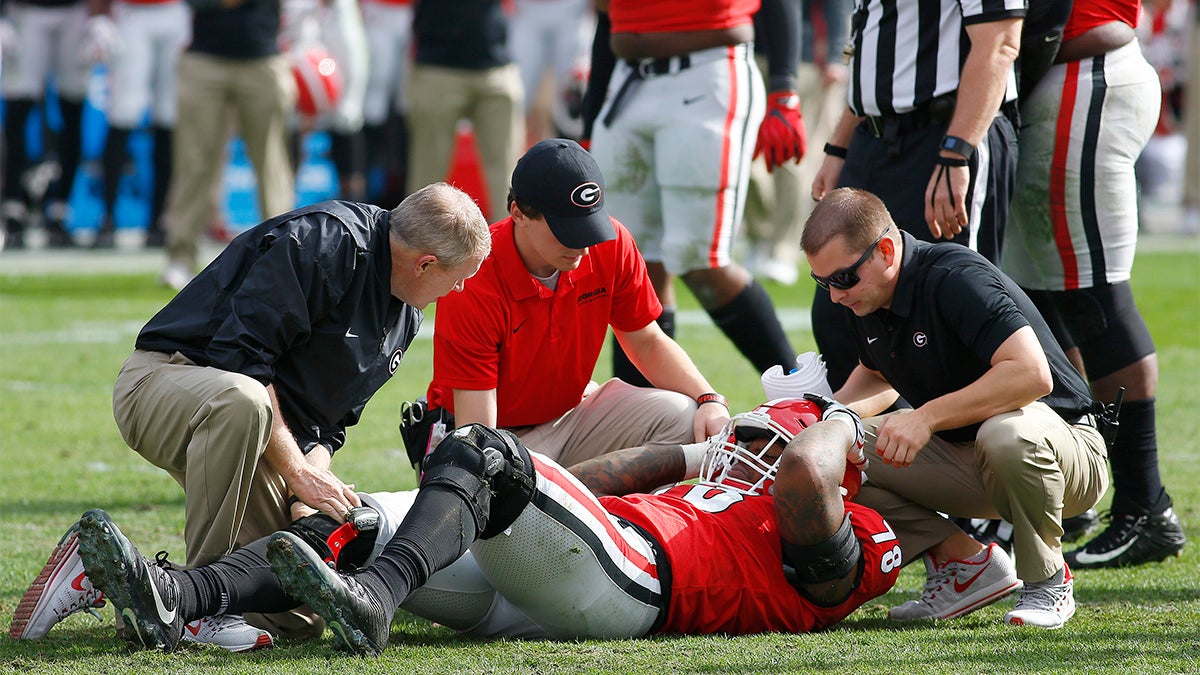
[800,188,1110,629]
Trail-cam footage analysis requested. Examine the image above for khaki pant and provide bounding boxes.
[112,349,322,638]
[165,52,297,271]
[856,401,1110,582]
[405,63,523,222]
[512,379,696,467]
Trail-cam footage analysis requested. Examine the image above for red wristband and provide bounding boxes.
[696,392,729,408]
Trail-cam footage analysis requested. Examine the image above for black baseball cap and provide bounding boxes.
[510,138,616,249]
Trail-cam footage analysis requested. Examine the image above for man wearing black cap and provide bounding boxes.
[423,138,730,466]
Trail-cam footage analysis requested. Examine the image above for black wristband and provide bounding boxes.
[939,134,974,160]
[696,392,729,409]
[824,143,849,159]
[935,154,970,167]
[286,495,302,509]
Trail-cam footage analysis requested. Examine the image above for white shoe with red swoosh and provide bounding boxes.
[10,522,107,640]
[889,542,1022,621]
[181,614,275,652]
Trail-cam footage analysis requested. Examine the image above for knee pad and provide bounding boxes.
[781,514,861,586]
[285,506,380,571]
[1062,283,1155,379]
[421,424,537,539]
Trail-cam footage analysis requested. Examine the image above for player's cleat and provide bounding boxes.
[1065,503,1186,569]
[76,509,185,651]
[1061,508,1099,543]
[10,522,107,640]
[181,614,275,652]
[1004,565,1074,629]
[889,543,1021,621]
[267,531,391,656]
[953,517,1015,557]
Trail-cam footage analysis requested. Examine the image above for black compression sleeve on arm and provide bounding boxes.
[755,0,801,92]
[581,11,614,141]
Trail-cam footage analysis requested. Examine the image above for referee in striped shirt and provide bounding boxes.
[808,0,1026,392]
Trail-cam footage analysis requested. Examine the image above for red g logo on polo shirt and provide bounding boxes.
[571,182,601,208]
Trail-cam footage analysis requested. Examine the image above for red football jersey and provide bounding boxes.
[428,218,661,427]
[609,0,760,34]
[602,485,901,634]
[1063,0,1140,41]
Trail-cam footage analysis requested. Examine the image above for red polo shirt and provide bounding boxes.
[427,217,662,427]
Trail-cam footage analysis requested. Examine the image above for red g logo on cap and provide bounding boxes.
[571,182,602,208]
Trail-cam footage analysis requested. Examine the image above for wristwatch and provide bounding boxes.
[940,135,974,160]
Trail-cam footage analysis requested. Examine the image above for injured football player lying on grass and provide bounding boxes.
[17,395,896,654]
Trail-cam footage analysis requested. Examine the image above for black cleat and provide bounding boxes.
[1065,504,1186,569]
[266,531,392,656]
[75,509,184,650]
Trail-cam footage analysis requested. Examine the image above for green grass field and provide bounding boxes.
[1,239,1198,674]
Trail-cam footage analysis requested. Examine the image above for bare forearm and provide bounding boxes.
[948,19,1021,145]
[827,106,863,147]
[568,444,687,497]
[835,365,898,418]
[620,330,714,399]
[262,384,307,483]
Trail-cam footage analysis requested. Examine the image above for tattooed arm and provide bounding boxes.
[567,443,689,497]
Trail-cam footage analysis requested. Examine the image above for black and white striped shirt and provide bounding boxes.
[846,0,1025,116]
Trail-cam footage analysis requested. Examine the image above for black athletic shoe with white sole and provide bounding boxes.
[76,509,185,650]
[267,531,392,656]
[1065,504,1186,569]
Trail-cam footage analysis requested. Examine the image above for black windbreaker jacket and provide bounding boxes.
[136,201,422,454]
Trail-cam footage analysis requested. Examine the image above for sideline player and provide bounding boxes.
[34,397,896,651]
[1001,0,1186,568]
[588,0,805,384]
[92,0,191,248]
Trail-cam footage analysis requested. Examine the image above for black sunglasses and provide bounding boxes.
[810,226,891,291]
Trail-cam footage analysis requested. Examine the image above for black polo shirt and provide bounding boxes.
[845,231,1093,443]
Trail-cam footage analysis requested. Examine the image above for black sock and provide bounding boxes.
[811,285,857,391]
[101,127,132,222]
[1109,397,1163,514]
[150,125,173,230]
[706,279,795,373]
[357,486,480,610]
[48,98,85,206]
[176,537,300,621]
[611,308,675,388]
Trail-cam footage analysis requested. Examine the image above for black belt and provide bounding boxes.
[862,93,958,140]
[602,54,694,127]
[628,54,692,77]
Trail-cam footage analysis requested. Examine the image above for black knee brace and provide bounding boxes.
[421,424,537,539]
[781,514,861,586]
[285,506,380,571]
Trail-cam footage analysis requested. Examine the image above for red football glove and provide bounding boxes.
[754,91,807,171]
[841,458,866,501]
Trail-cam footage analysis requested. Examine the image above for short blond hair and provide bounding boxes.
[390,183,491,266]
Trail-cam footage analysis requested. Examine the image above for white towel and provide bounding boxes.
[760,352,834,401]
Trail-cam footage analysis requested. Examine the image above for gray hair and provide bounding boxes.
[390,183,491,266]
[801,188,896,255]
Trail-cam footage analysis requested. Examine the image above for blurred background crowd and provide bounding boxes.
[0,0,1196,289]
